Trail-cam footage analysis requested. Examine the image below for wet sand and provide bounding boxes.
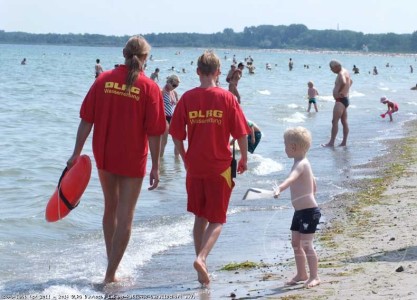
[197,119,417,299]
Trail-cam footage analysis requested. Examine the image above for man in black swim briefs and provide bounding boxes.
[322,60,352,147]
[335,97,349,108]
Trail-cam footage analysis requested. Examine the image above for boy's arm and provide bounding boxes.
[274,162,304,198]
[250,126,255,144]
[236,135,248,174]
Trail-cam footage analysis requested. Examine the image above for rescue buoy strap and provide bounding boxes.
[57,167,80,211]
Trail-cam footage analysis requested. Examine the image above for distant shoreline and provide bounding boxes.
[2,24,417,53]
[2,42,417,57]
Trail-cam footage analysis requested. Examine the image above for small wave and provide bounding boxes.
[152,59,168,62]
[287,103,298,109]
[250,155,284,175]
[122,217,193,275]
[350,91,365,97]
[378,87,390,91]
[318,95,334,102]
[258,90,271,95]
[283,112,306,123]
[406,101,417,106]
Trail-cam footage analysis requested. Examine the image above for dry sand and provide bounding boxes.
[201,120,417,300]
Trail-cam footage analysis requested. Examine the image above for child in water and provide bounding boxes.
[307,81,319,112]
[247,120,262,153]
[380,97,399,122]
[273,127,321,288]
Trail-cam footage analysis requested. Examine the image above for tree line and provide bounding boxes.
[1,24,417,53]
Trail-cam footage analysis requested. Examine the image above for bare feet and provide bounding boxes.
[304,277,321,288]
[104,275,119,284]
[321,143,334,147]
[285,275,308,286]
[338,143,347,147]
[194,258,210,286]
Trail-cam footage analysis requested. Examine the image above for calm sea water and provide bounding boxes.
[1,44,417,296]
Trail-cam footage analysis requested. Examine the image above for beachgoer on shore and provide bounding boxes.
[322,59,352,147]
[169,50,250,286]
[67,36,166,284]
[307,81,319,112]
[380,96,399,122]
[273,126,321,289]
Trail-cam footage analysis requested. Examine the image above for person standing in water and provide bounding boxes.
[322,59,352,147]
[307,81,319,112]
[169,51,250,286]
[228,62,244,104]
[95,59,104,78]
[67,36,166,284]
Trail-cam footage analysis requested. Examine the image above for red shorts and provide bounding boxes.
[186,168,234,224]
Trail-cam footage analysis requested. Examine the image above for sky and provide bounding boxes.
[1,0,416,36]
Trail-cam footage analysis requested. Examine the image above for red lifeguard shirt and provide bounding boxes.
[169,87,250,177]
[80,65,166,177]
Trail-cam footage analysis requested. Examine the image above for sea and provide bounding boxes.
[0,43,417,298]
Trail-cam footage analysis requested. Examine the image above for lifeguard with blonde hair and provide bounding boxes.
[66,35,166,284]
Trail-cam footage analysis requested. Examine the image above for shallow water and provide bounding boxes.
[0,44,416,296]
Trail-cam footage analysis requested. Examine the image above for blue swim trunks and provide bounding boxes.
[309,98,316,104]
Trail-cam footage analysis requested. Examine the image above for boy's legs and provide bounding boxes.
[193,217,223,285]
[187,173,231,286]
[307,103,311,112]
[300,233,320,288]
[314,103,318,112]
[286,230,308,285]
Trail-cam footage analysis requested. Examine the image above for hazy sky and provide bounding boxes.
[1,0,416,36]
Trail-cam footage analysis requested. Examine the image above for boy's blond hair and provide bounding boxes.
[284,127,312,154]
[197,50,220,75]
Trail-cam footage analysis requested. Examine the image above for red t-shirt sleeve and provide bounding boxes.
[144,84,166,136]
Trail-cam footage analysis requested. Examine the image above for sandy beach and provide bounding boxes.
[196,120,417,300]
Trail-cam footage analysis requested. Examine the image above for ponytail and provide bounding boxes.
[123,36,151,92]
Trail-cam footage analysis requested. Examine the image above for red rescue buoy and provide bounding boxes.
[45,155,92,222]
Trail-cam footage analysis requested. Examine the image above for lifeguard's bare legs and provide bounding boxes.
[99,169,143,283]
[193,216,223,285]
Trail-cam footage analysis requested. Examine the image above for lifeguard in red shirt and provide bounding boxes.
[169,51,250,286]
[66,36,166,284]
